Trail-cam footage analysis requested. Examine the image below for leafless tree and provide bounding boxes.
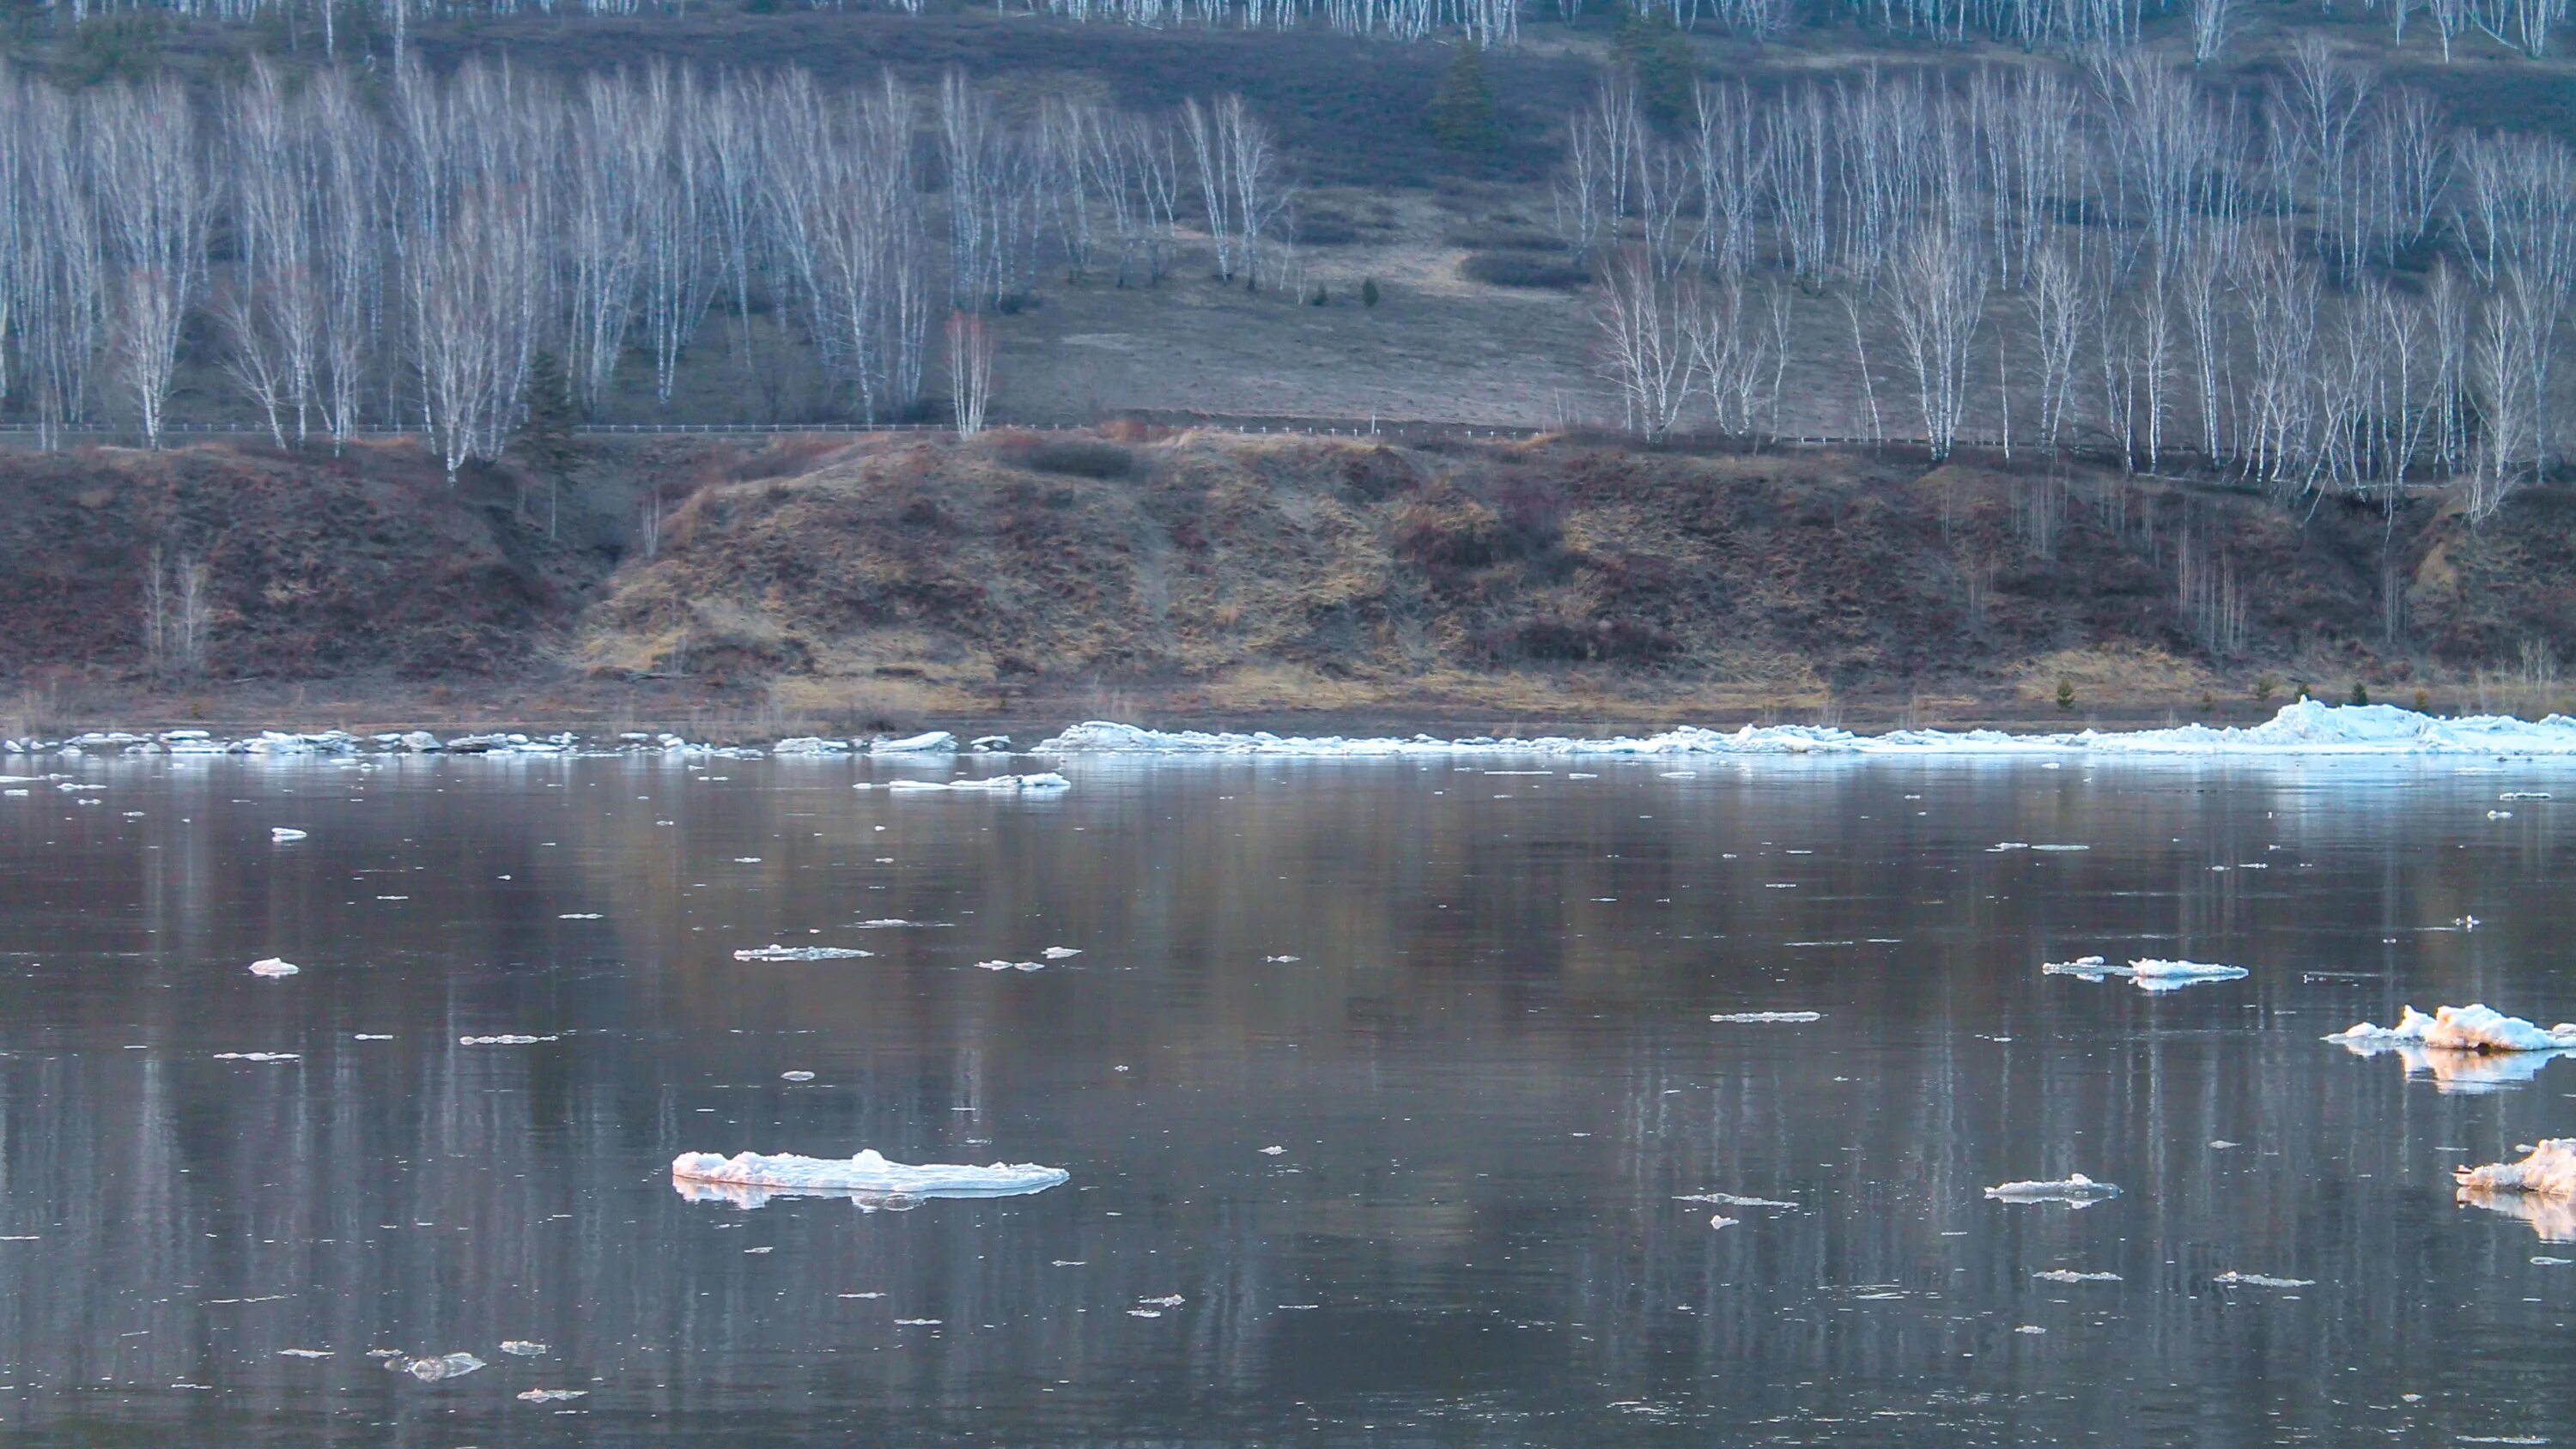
[945,309,994,436]
[88,80,210,448]
[1884,221,1988,461]
[1593,245,1696,442]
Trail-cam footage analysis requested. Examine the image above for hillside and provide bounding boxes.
[4,433,2571,735]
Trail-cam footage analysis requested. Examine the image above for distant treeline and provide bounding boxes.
[0,60,1293,473]
[1565,45,2575,521]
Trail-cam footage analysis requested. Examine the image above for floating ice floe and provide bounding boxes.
[248,957,301,978]
[277,1349,333,1358]
[2461,1139,2576,1192]
[1677,1192,1798,1208]
[459,1034,558,1046]
[732,945,875,961]
[519,1389,587,1403]
[1984,1173,2120,1206]
[969,736,1013,753]
[975,960,1047,972]
[498,1340,548,1356]
[1035,702,2576,758]
[2327,1004,2576,1053]
[212,1052,299,1062]
[2042,956,2250,992]
[385,1352,484,1382]
[780,1070,818,1082]
[2211,1270,2313,1288]
[1041,946,1082,960]
[1708,1215,1739,1229]
[855,919,950,929]
[2032,1270,2123,1283]
[871,731,958,755]
[856,773,1071,793]
[1710,1011,1823,1023]
[670,1149,1070,1210]
[270,828,307,841]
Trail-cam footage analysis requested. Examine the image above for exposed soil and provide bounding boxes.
[3,431,2567,739]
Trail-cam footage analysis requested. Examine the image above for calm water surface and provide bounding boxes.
[3,751,2574,1446]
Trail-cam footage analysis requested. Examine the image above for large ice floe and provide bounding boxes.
[1033,702,2576,758]
[2325,1007,2576,1094]
[1984,1173,2121,1206]
[669,1149,1071,1210]
[2327,1003,2576,1052]
[731,945,875,961]
[2044,956,2251,992]
[2457,1142,2576,1242]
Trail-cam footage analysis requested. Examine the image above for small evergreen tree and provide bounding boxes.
[1428,39,1504,155]
[512,351,582,538]
[1615,8,1696,132]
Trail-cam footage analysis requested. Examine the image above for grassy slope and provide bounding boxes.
[2,432,2569,726]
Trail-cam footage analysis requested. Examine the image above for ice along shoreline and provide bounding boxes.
[18,702,2576,762]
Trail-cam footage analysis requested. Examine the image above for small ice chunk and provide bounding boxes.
[270,828,307,841]
[781,1070,817,1082]
[1139,1294,1184,1307]
[2328,1004,2576,1053]
[557,912,603,920]
[1263,955,1301,963]
[862,772,1070,793]
[1127,1308,1163,1318]
[385,1352,485,1381]
[518,1389,587,1403]
[1984,1173,2120,1206]
[1708,1214,1739,1229]
[2211,1270,2313,1288]
[497,1341,548,1356]
[1676,1192,1797,1208]
[670,1149,1070,1207]
[1710,1011,1823,1023]
[248,957,301,978]
[1041,946,1082,960]
[354,1034,392,1041]
[732,945,874,961]
[974,960,1045,972]
[277,1349,334,1358]
[892,1319,942,1326]
[2014,1325,2048,1334]
[2044,956,2247,991]
[212,1052,300,1062]
[459,1034,558,1046]
[855,919,950,929]
[2032,1270,2122,1283]
[871,731,959,754]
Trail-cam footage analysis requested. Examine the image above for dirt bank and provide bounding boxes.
[3,431,2572,735]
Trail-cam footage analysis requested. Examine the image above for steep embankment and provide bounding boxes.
[1,431,2568,719]
[574,429,2574,715]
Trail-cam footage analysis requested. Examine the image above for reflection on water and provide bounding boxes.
[3,751,2574,1446]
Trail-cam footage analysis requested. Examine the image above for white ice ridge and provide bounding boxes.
[2043,956,2250,991]
[1984,1173,2121,1206]
[670,1149,1071,1205]
[854,773,1071,792]
[2326,1004,2576,1052]
[731,945,875,961]
[1034,702,2576,758]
